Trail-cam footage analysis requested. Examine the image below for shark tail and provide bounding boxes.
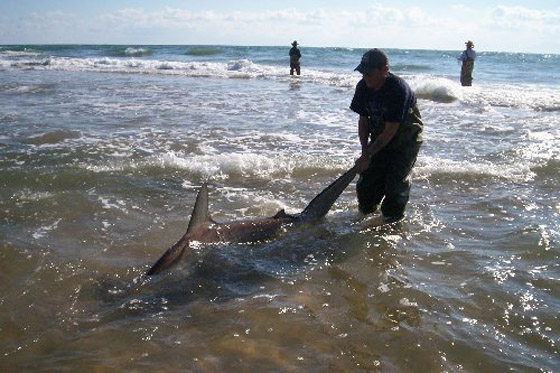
[299,165,357,222]
[186,183,214,233]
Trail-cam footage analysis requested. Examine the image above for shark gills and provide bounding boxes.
[146,166,356,276]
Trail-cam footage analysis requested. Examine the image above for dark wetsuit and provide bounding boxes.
[350,73,423,220]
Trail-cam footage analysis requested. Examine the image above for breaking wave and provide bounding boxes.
[2,47,559,112]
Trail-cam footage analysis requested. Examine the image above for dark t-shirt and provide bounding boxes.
[289,47,301,63]
[350,73,421,147]
[350,72,416,123]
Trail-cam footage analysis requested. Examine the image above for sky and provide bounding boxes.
[1,0,559,54]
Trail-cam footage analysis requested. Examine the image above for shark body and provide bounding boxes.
[146,166,356,276]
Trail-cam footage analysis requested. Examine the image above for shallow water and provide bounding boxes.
[1,45,559,371]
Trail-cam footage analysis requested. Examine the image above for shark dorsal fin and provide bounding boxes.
[187,183,213,234]
[272,209,296,220]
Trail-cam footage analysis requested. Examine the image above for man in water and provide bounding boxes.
[460,40,476,86]
[289,41,301,75]
[350,48,424,224]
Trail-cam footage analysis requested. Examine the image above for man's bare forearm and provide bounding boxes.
[365,121,400,157]
[358,115,370,154]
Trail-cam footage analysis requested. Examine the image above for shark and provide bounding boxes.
[145,166,357,276]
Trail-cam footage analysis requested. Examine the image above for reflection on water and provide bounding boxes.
[289,78,302,91]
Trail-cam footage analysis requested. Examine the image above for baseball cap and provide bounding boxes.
[354,48,389,74]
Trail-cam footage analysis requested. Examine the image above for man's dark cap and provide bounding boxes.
[354,48,389,74]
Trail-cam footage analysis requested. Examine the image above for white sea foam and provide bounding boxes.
[156,151,336,180]
[32,218,61,240]
[409,74,560,111]
[0,54,359,88]
[14,189,55,202]
[0,49,41,57]
[417,155,536,183]
[99,197,129,213]
[124,47,151,56]
[409,76,461,103]
[3,51,559,112]
[460,85,560,112]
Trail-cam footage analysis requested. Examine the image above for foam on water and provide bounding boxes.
[124,47,152,57]
[409,76,461,103]
[418,155,536,183]
[3,50,559,114]
[84,149,352,183]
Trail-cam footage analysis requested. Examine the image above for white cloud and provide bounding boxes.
[338,4,433,28]
[0,4,559,53]
[100,7,327,29]
[489,6,560,32]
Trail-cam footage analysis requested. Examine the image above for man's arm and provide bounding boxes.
[358,115,370,154]
[355,119,400,173]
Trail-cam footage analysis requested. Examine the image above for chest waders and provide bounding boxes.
[368,103,423,148]
[461,59,475,86]
[356,104,423,219]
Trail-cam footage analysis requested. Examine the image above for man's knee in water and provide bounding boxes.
[358,203,378,215]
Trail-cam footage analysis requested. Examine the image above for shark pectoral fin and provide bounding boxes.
[187,183,214,234]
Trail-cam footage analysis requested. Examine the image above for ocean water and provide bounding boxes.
[1,44,559,371]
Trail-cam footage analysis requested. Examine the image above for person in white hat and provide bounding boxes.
[460,40,477,86]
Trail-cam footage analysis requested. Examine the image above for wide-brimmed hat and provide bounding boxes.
[292,40,298,46]
[465,40,474,47]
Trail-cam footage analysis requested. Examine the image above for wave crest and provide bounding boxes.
[124,47,152,57]
[107,47,153,57]
[186,47,223,56]
[24,130,82,145]
[405,76,461,103]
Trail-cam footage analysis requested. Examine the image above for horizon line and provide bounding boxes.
[1,42,558,56]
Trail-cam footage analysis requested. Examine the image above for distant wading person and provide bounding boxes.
[460,40,476,86]
[350,48,424,224]
[289,41,301,75]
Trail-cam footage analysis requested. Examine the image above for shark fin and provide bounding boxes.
[272,209,297,220]
[145,240,186,276]
[146,183,213,276]
[186,183,214,234]
[299,165,357,222]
